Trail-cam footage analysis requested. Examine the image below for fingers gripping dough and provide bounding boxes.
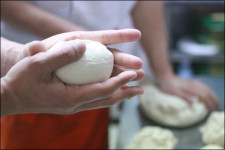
[49,40,114,85]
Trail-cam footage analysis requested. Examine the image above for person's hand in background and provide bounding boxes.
[131,1,220,111]
[1,29,144,117]
[156,75,221,111]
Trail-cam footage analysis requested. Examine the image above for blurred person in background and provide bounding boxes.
[1,1,220,149]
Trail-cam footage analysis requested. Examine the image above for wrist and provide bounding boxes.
[1,77,10,116]
[154,71,176,81]
[1,77,20,117]
[1,38,24,77]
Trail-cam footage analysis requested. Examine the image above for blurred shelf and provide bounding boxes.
[167,1,224,6]
[170,50,225,63]
[166,1,224,13]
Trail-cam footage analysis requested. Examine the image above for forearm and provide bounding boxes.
[1,37,23,77]
[1,1,86,39]
[132,1,174,79]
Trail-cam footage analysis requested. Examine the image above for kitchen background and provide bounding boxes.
[1,1,223,149]
[109,1,224,149]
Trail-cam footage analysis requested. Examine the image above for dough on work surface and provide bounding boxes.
[200,111,224,147]
[201,144,224,149]
[49,40,114,85]
[125,126,178,149]
[139,78,208,128]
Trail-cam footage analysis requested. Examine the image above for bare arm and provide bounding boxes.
[131,1,220,110]
[1,1,86,39]
[131,1,174,80]
[1,37,23,77]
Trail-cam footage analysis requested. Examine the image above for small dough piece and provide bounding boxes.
[48,40,114,85]
[201,144,224,149]
[125,126,178,149]
[139,78,208,128]
[200,111,224,147]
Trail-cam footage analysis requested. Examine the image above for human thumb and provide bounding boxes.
[24,41,47,56]
[43,40,86,72]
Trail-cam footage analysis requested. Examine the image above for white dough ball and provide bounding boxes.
[125,126,178,149]
[201,144,224,149]
[139,78,208,128]
[48,40,114,85]
[200,111,224,147]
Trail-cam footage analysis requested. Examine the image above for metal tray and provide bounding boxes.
[117,76,224,149]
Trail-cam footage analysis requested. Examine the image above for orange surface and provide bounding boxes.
[1,108,109,149]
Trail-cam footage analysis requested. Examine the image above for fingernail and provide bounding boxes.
[73,40,86,56]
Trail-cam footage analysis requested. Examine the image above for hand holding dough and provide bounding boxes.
[49,40,114,85]
[139,78,208,128]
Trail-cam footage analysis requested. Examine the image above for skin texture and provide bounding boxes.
[1,1,220,111]
[1,29,145,117]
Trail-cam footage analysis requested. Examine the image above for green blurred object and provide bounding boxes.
[193,63,210,75]
[193,62,224,76]
[209,63,224,76]
[193,13,224,51]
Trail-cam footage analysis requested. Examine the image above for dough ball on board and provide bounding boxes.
[200,111,224,147]
[201,144,224,149]
[139,78,208,128]
[48,40,114,85]
[125,126,178,149]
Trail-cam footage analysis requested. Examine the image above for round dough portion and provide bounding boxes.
[125,126,178,149]
[49,40,114,85]
[200,111,224,147]
[139,78,208,128]
[201,144,224,149]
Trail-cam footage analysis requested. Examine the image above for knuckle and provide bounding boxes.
[103,32,112,44]
[28,55,43,67]
[75,31,85,39]
[59,46,76,61]
[119,30,126,42]
[64,34,82,41]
